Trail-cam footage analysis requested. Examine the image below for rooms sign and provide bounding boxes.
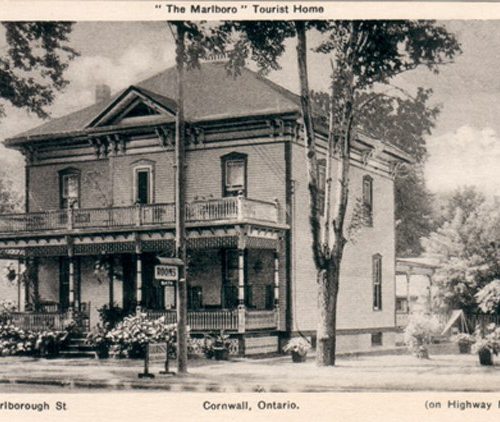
[155,265,178,282]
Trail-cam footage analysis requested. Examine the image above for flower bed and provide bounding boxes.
[106,313,179,359]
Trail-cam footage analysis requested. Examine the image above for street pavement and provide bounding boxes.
[0,344,498,393]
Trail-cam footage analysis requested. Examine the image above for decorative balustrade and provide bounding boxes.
[145,309,238,331]
[9,312,67,331]
[245,309,277,330]
[0,197,281,235]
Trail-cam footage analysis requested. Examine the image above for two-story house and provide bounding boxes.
[0,62,410,355]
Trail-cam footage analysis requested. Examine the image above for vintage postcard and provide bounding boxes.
[0,1,498,421]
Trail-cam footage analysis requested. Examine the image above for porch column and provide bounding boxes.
[25,257,39,310]
[274,250,280,326]
[67,239,77,313]
[405,271,411,314]
[237,249,246,333]
[136,242,143,313]
[108,257,115,307]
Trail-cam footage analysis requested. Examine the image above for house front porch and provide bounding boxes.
[1,226,285,349]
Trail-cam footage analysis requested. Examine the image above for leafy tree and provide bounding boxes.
[307,21,460,365]
[0,170,22,213]
[422,192,500,314]
[312,87,440,257]
[0,22,78,120]
[213,20,460,366]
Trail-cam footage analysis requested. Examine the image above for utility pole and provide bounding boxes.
[173,22,188,374]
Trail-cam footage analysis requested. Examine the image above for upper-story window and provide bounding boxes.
[134,166,153,204]
[318,159,326,214]
[221,152,247,197]
[373,253,382,311]
[363,175,373,226]
[59,168,80,209]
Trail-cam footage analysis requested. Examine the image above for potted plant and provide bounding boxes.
[472,323,499,366]
[452,332,475,354]
[283,337,311,362]
[203,331,231,360]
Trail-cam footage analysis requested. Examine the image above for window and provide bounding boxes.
[133,166,153,204]
[373,254,382,311]
[318,159,326,214]
[371,332,383,346]
[59,168,80,209]
[363,175,373,225]
[396,298,408,313]
[221,153,247,196]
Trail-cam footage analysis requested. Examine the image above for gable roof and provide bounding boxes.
[6,62,300,143]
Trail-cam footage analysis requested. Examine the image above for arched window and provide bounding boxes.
[221,152,247,197]
[59,168,81,209]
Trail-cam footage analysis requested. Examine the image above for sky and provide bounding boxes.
[1,21,500,196]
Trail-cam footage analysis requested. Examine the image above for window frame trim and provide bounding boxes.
[372,253,383,311]
[132,164,154,205]
[221,152,248,197]
[58,167,81,209]
[363,174,374,226]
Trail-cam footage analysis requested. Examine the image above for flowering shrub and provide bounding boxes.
[0,300,16,324]
[404,313,441,358]
[107,313,179,359]
[283,337,311,356]
[451,332,475,345]
[0,323,72,358]
[0,324,36,356]
[472,323,500,355]
[475,280,500,314]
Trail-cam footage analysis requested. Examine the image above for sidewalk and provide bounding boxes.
[0,343,498,392]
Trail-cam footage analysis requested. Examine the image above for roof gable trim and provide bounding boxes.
[86,86,177,129]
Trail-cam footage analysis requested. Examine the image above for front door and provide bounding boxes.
[59,257,80,311]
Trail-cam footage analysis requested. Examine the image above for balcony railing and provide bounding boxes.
[0,197,281,235]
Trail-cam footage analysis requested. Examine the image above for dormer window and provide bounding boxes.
[221,153,247,197]
[59,168,80,209]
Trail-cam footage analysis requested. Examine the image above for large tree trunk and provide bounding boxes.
[316,259,340,365]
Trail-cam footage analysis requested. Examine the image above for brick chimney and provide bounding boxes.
[95,84,111,103]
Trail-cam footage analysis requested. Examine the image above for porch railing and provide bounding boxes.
[145,309,277,331]
[0,197,281,235]
[9,312,67,331]
[145,309,239,331]
[245,309,277,330]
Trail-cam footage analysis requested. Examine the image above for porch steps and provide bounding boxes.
[59,335,97,359]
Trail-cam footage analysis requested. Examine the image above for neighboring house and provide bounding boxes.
[0,62,410,355]
[395,257,439,329]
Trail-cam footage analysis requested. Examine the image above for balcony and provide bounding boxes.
[0,197,282,236]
